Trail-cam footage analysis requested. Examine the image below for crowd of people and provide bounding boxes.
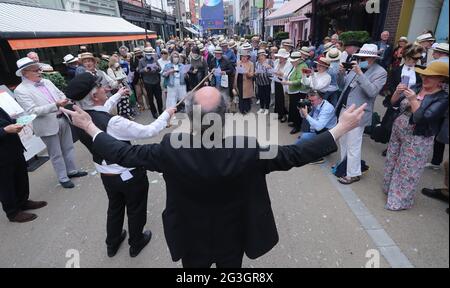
[0,30,448,267]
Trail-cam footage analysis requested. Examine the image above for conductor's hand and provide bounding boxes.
[165,107,177,117]
[60,105,100,137]
[329,103,367,141]
[3,124,24,134]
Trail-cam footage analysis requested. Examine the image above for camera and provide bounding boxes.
[297,99,312,109]
[342,62,354,71]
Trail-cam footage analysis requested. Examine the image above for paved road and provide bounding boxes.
[0,97,448,268]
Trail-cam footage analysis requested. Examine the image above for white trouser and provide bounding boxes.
[339,125,365,177]
[166,84,187,108]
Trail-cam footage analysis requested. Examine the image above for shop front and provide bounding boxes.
[0,2,156,86]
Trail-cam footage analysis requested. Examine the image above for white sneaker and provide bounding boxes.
[257,109,264,114]
[425,163,441,170]
[256,100,260,105]
[263,109,269,115]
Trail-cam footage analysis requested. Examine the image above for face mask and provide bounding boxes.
[359,61,369,70]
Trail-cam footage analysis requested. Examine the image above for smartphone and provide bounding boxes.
[302,68,312,74]
[401,75,410,86]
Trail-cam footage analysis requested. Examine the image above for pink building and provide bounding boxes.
[266,0,312,43]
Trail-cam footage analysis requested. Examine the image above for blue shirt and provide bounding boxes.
[224,49,237,65]
[306,100,337,132]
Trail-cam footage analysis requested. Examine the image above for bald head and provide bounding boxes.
[186,87,227,134]
[194,87,222,112]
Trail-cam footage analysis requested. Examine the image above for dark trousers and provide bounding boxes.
[182,249,244,268]
[431,139,446,165]
[258,85,271,109]
[143,83,163,116]
[239,98,252,114]
[0,155,29,219]
[288,93,306,129]
[274,82,287,117]
[101,168,149,248]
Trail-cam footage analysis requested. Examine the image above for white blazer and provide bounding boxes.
[14,78,66,137]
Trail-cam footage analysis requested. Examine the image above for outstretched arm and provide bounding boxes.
[260,103,367,174]
[60,105,165,172]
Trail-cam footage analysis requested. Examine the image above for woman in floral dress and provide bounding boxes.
[383,61,449,210]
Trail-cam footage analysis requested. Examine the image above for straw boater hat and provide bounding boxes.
[144,47,156,55]
[299,46,310,57]
[257,49,267,56]
[353,44,380,58]
[214,47,223,54]
[198,43,206,52]
[240,43,252,50]
[289,51,303,63]
[434,43,449,54]
[240,49,251,57]
[133,47,143,54]
[315,56,331,68]
[274,48,290,59]
[398,36,408,43]
[63,54,78,64]
[79,52,95,62]
[323,42,335,53]
[417,33,435,43]
[415,61,449,78]
[282,39,295,47]
[16,57,40,77]
[228,40,237,49]
[101,55,110,61]
[220,41,228,47]
[325,48,342,62]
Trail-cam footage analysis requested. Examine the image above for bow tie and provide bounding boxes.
[34,81,45,87]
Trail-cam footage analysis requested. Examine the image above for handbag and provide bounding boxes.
[221,74,229,88]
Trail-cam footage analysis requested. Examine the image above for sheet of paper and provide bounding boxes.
[236,66,246,74]
[181,64,192,74]
[0,91,24,116]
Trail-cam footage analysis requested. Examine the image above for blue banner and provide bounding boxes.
[200,0,225,30]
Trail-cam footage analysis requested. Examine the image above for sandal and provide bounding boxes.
[338,176,361,185]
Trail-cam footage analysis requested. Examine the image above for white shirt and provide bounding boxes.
[401,65,417,88]
[158,59,171,74]
[302,71,332,92]
[89,94,170,175]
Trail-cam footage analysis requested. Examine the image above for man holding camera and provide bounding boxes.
[335,44,387,184]
[296,91,337,164]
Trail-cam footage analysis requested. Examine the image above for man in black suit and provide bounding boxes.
[63,87,366,268]
[0,107,47,223]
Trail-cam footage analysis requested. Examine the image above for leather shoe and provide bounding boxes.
[382,149,387,157]
[130,230,152,257]
[68,171,88,179]
[22,200,47,211]
[290,127,300,134]
[107,230,127,257]
[422,188,449,203]
[9,211,37,223]
[280,116,288,123]
[60,180,75,189]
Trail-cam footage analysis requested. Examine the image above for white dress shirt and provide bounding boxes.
[302,72,332,93]
[90,93,170,175]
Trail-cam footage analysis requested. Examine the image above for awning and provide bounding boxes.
[266,0,311,21]
[184,27,200,35]
[0,3,157,50]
